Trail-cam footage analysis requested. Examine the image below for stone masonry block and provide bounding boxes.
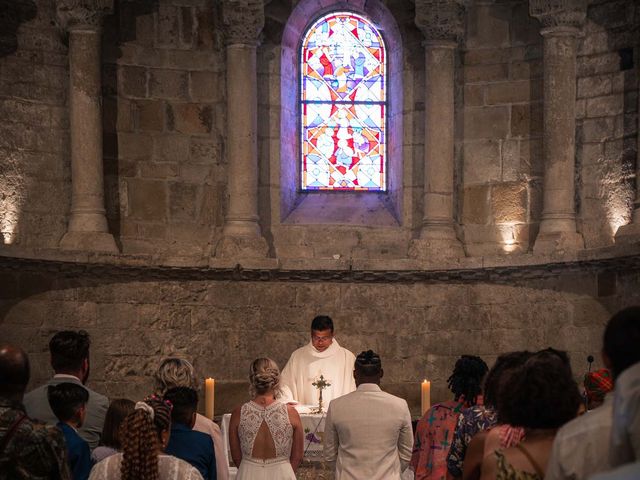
[190,71,222,102]
[119,65,147,98]
[491,182,527,223]
[464,85,484,106]
[140,162,180,179]
[462,185,490,224]
[463,140,501,184]
[127,179,167,220]
[135,100,165,132]
[153,134,190,163]
[155,5,180,49]
[577,53,620,77]
[169,182,199,221]
[464,63,509,84]
[585,95,624,118]
[149,69,189,100]
[466,4,510,48]
[580,117,617,143]
[169,103,213,134]
[485,80,542,105]
[510,61,543,80]
[511,103,542,137]
[464,49,511,66]
[577,75,612,99]
[464,106,510,139]
[118,132,153,160]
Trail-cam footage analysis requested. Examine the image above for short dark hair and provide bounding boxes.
[0,344,30,397]
[447,355,488,404]
[47,382,89,422]
[497,352,581,429]
[311,315,334,333]
[603,306,640,378]
[355,350,382,377]
[49,330,91,373]
[483,351,532,408]
[164,387,198,426]
[100,398,135,449]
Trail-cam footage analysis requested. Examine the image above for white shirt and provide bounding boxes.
[545,395,614,480]
[324,383,413,480]
[280,339,356,405]
[609,362,640,467]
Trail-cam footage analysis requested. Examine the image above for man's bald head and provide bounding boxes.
[0,344,30,400]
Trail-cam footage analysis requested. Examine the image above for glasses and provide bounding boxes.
[312,335,333,342]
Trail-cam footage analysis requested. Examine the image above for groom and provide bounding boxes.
[280,315,356,405]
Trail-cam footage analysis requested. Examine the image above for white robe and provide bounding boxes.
[280,339,356,405]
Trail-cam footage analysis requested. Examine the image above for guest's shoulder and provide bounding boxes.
[86,387,109,405]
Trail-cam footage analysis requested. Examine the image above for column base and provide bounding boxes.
[533,230,583,255]
[59,231,118,253]
[615,221,640,245]
[408,226,465,259]
[214,233,268,259]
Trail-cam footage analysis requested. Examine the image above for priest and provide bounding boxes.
[280,315,356,405]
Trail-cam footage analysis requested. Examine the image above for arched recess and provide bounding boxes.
[278,0,403,226]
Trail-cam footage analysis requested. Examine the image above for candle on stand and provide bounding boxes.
[421,379,431,416]
[205,378,215,420]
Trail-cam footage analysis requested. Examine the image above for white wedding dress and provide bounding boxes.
[236,400,296,480]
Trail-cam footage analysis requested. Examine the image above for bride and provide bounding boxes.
[229,358,304,479]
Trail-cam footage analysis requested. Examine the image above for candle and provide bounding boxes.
[421,379,431,415]
[205,378,215,419]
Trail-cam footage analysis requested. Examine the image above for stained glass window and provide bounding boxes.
[301,12,386,191]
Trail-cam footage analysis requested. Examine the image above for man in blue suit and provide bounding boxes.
[165,386,217,480]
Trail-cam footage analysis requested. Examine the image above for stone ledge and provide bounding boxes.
[1,243,639,283]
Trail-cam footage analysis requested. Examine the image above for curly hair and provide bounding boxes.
[120,398,172,480]
[154,357,198,395]
[497,352,581,429]
[447,355,488,404]
[483,351,532,408]
[249,358,282,398]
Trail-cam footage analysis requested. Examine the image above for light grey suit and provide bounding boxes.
[324,383,414,480]
[23,375,109,450]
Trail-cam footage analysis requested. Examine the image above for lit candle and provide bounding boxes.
[421,379,431,415]
[205,378,215,419]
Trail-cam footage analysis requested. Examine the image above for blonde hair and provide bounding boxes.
[249,358,282,398]
[154,358,198,395]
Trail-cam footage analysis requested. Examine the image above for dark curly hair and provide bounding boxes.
[483,351,532,409]
[497,352,581,429]
[447,355,488,404]
[120,398,172,480]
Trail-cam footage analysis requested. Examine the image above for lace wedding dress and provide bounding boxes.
[89,453,203,480]
[236,400,296,480]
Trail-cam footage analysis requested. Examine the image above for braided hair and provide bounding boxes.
[446,355,488,405]
[249,358,282,398]
[120,397,172,480]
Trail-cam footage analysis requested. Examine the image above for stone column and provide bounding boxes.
[409,0,465,260]
[57,0,118,253]
[215,0,268,258]
[530,0,586,254]
[615,67,640,243]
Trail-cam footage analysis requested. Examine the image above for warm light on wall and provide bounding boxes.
[499,223,520,253]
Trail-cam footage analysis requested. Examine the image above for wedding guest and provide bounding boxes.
[92,399,135,463]
[411,355,488,480]
[48,382,93,480]
[229,358,303,479]
[462,351,531,480]
[324,350,413,480]
[546,306,640,480]
[154,357,227,480]
[479,351,581,480]
[24,330,108,449]
[0,343,70,479]
[88,397,203,480]
[164,387,216,480]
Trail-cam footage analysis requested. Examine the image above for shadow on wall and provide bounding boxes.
[0,0,37,58]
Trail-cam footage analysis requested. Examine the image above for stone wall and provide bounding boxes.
[2,253,638,415]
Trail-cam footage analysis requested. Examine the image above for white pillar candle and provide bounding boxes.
[205,378,215,419]
[421,379,431,416]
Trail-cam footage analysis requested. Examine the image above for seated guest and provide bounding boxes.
[411,355,488,480]
[462,352,531,480]
[164,387,216,480]
[154,357,227,480]
[88,397,203,480]
[48,383,93,480]
[546,307,640,480]
[0,343,70,479]
[24,330,108,449]
[479,350,581,480]
[92,399,135,463]
[324,350,413,480]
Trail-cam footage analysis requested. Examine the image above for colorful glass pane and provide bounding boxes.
[301,12,386,191]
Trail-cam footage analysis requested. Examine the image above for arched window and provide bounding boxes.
[300,12,387,191]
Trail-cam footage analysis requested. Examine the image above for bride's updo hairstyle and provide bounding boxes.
[249,358,282,398]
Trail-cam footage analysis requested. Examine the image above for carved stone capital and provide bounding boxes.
[414,0,467,43]
[222,0,265,46]
[529,0,587,30]
[55,0,113,31]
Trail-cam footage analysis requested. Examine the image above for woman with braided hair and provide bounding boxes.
[411,355,489,480]
[88,397,203,480]
[228,358,303,479]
